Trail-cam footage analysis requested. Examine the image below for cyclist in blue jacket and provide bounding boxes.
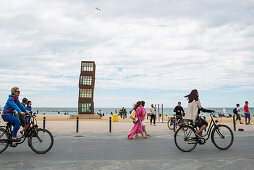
[1,87,29,141]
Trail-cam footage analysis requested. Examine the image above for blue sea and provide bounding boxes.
[9,107,253,117]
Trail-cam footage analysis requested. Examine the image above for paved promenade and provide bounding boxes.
[0,130,254,170]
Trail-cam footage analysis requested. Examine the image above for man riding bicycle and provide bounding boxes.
[184,89,215,138]
[1,87,30,142]
[174,102,185,122]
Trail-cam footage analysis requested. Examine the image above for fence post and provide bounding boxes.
[158,104,160,122]
[162,104,164,123]
[233,114,236,131]
[43,116,46,129]
[109,117,112,133]
[173,117,176,132]
[76,116,79,133]
[204,116,206,131]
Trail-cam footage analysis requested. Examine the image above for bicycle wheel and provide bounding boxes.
[168,118,175,130]
[174,125,198,152]
[211,124,234,150]
[0,128,9,153]
[28,128,54,154]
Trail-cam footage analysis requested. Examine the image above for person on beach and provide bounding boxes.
[234,104,243,124]
[122,107,127,119]
[244,101,251,125]
[184,89,215,138]
[128,101,147,139]
[149,104,156,126]
[174,102,185,122]
[1,87,29,141]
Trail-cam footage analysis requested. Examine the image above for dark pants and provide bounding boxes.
[235,114,241,121]
[19,114,25,127]
[150,114,156,125]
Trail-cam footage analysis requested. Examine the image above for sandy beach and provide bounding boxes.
[1,114,253,133]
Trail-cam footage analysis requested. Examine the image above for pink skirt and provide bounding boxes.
[128,121,143,139]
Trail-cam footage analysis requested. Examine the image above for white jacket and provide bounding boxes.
[185,100,202,123]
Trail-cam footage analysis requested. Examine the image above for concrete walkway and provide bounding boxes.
[0,130,254,169]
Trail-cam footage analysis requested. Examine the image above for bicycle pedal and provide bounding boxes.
[198,138,206,145]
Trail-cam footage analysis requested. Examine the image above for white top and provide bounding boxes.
[149,107,156,115]
[237,107,240,114]
[185,100,202,124]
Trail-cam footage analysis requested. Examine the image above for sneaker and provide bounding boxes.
[240,122,243,124]
[11,138,21,142]
[153,124,156,126]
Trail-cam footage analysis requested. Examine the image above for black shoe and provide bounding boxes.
[11,138,21,142]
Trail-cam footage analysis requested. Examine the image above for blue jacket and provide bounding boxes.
[26,106,32,112]
[2,95,27,115]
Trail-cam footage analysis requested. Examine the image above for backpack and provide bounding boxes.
[233,108,238,114]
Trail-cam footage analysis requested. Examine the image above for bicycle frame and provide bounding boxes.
[194,114,219,141]
[1,115,39,146]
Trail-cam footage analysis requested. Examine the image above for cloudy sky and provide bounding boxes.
[0,0,253,108]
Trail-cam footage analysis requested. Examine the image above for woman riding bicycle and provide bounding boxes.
[1,87,29,142]
[184,89,214,138]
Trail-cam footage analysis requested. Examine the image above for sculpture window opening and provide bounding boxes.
[80,76,92,85]
[82,62,93,72]
[80,89,92,98]
[80,103,92,112]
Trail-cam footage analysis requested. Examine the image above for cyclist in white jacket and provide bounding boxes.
[185,89,214,137]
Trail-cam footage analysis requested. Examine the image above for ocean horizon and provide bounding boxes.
[1,107,251,117]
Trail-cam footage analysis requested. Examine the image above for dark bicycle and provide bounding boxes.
[168,114,183,130]
[0,113,54,154]
[174,113,234,152]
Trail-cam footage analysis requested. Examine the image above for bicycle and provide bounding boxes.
[0,113,54,154]
[167,114,183,130]
[174,113,234,152]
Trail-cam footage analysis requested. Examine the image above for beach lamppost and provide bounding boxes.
[78,61,96,114]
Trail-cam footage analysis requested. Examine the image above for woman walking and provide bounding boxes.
[128,101,147,139]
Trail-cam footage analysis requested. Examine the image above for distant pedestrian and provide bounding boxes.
[174,102,185,122]
[98,109,102,118]
[149,104,156,126]
[234,104,243,124]
[119,109,122,118]
[122,107,127,119]
[244,101,251,125]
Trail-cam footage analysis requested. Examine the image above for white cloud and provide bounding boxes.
[0,0,254,107]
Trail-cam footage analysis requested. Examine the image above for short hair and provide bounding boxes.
[11,87,19,95]
[178,102,181,104]
[236,104,240,107]
[141,101,145,106]
[22,98,28,104]
[27,101,32,105]
[245,101,248,104]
